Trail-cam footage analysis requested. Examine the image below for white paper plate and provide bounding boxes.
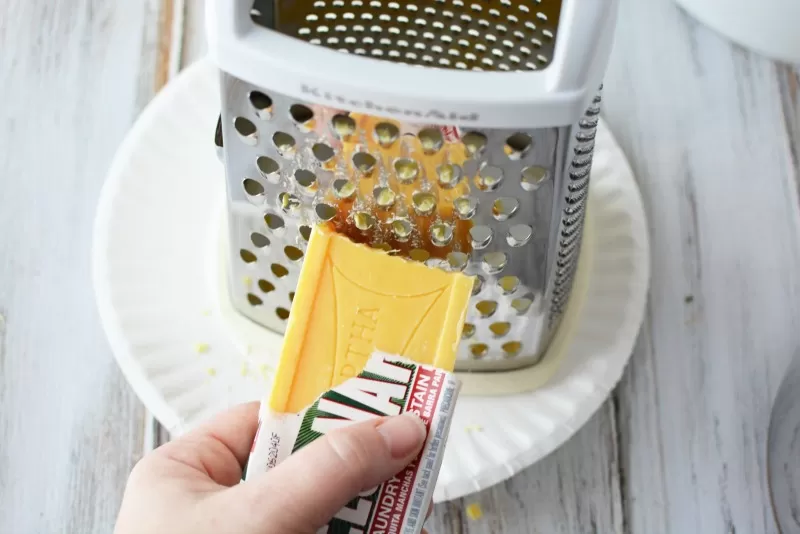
[93,58,649,502]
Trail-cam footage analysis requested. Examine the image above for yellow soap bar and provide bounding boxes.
[270,225,474,414]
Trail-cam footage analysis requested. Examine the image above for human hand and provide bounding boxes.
[114,402,429,534]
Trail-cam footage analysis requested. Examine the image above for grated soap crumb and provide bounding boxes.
[206,367,217,377]
[466,503,483,520]
[465,424,484,433]
[195,343,210,354]
[258,363,271,380]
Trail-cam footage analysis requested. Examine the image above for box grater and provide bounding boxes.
[208,0,619,372]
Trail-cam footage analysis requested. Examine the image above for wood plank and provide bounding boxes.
[181,0,208,66]
[0,0,171,532]
[778,65,799,178]
[605,0,800,533]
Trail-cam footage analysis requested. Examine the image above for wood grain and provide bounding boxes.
[0,0,173,532]
[605,1,800,533]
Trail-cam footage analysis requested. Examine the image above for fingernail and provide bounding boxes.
[378,414,427,459]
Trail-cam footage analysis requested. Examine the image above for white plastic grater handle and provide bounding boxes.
[207,0,618,129]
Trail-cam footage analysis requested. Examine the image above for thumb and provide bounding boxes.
[229,413,427,533]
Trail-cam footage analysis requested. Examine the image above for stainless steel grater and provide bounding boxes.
[208,0,619,372]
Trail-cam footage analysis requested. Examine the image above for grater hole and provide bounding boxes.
[469,343,489,359]
[394,158,420,184]
[240,249,257,264]
[316,203,338,221]
[353,152,377,176]
[284,246,304,262]
[373,186,397,209]
[490,322,511,338]
[492,197,520,221]
[409,249,430,262]
[264,213,285,231]
[470,225,493,249]
[507,224,533,247]
[454,195,479,220]
[289,291,295,302]
[482,252,508,274]
[251,232,270,249]
[299,225,312,241]
[331,114,356,139]
[243,178,265,197]
[257,156,280,182]
[276,307,291,320]
[374,122,400,147]
[502,341,522,357]
[498,275,520,294]
[258,279,275,293]
[247,293,263,306]
[273,132,297,156]
[312,143,336,163]
[430,222,454,247]
[462,323,476,339]
[436,163,462,189]
[249,91,273,120]
[234,117,258,145]
[278,192,302,216]
[475,166,504,191]
[418,128,444,154]
[390,218,413,241]
[353,211,377,231]
[412,191,437,216]
[289,104,314,128]
[505,132,533,159]
[333,179,357,200]
[472,275,485,295]
[476,300,498,318]
[446,252,469,272]
[511,294,534,315]
[271,263,289,278]
[521,166,548,190]
[294,169,318,193]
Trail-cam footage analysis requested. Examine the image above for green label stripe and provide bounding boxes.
[291,359,420,454]
[293,399,324,452]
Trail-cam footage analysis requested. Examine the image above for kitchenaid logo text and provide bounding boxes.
[301,85,479,122]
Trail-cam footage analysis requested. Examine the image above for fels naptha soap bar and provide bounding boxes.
[270,224,473,414]
[244,352,461,534]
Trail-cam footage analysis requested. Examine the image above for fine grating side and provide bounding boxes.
[548,88,600,327]
[250,0,563,71]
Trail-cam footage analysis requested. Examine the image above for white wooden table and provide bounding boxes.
[1,0,798,532]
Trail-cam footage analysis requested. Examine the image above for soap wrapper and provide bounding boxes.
[244,352,461,534]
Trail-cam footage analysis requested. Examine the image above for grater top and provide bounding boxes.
[208,0,618,129]
[249,0,563,72]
